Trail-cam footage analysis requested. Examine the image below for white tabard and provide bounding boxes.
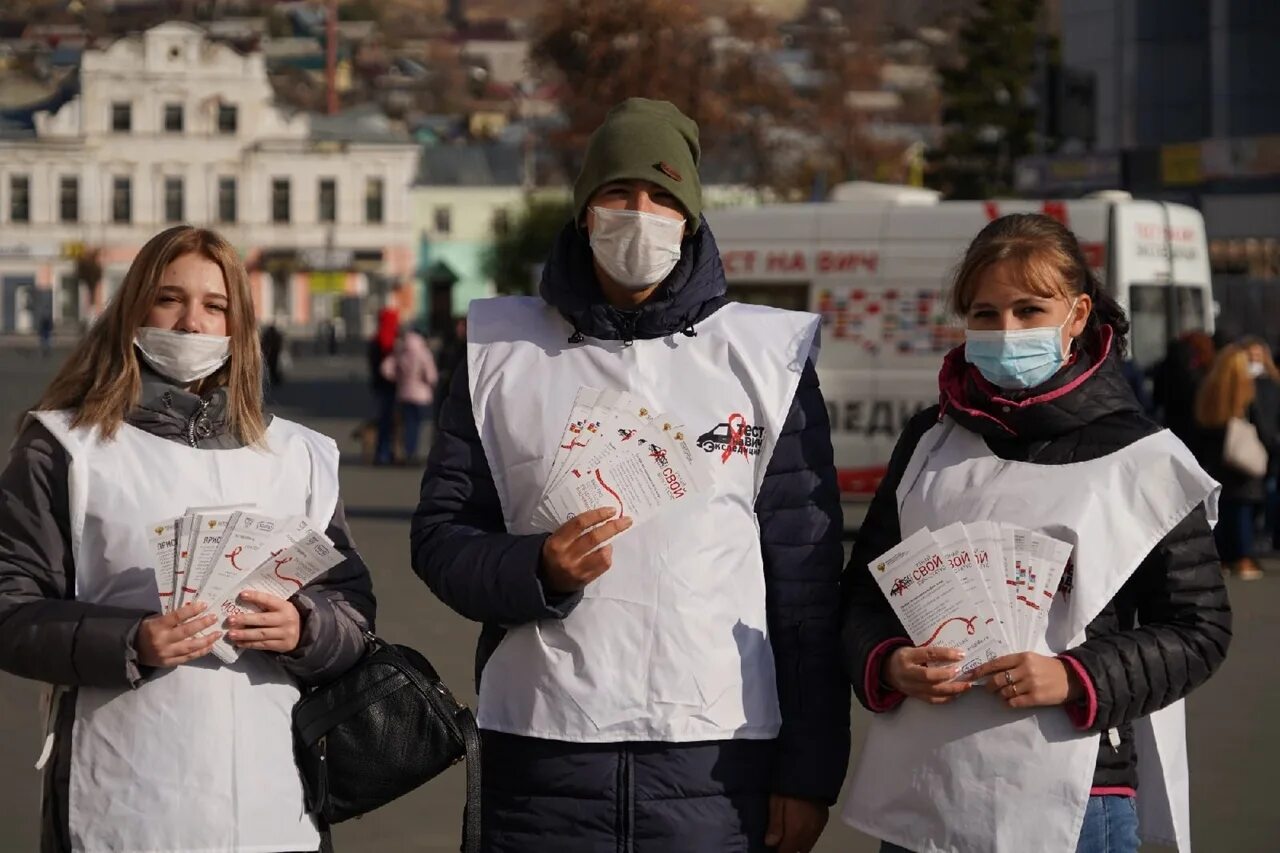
[842,417,1218,853]
[34,410,339,853]
[466,296,819,743]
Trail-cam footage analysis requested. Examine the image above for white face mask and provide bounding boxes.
[588,207,685,290]
[1247,361,1266,379]
[134,327,231,384]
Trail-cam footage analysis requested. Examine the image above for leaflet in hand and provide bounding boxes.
[143,510,342,663]
[868,528,1007,679]
[534,387,709,531]
[208,527,344,663]
[867,522,1074,670]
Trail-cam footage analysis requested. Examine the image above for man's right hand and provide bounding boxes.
[136,602,221,668]
[540,508,633,594]
[883,645,973,705]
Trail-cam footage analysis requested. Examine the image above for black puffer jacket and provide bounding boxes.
[841,331,1232,791]
[411,220,850,826]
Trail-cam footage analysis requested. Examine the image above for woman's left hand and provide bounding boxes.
[968,652,1083,709]
[226,591,302,653]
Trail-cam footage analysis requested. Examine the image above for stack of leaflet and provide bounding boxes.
[867,521,1073,679]
[146,507,343,663]
[532,387,710,532]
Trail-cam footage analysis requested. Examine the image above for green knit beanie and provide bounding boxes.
[573,98,703,231]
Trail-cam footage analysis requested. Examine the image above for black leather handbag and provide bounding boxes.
[293,634,481,853]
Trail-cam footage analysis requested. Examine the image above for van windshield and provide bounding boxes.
[1128,284,1208,370]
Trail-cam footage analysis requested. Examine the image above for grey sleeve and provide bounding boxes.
[0,422,152,688]
[279,497,377,686]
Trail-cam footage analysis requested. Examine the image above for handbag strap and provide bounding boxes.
[458,709,481,853]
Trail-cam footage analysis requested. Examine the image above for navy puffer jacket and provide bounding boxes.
[410,220,850,810]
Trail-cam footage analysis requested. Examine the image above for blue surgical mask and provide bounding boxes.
[964,304,1078,390]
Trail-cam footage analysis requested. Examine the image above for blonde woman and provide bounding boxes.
[1194,341,1280,579]
[0,226,375,852]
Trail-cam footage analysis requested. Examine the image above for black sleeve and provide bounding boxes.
[409,361,582,625]
[840,408,939,712]
[0,422,152,688]
[756,359,850,806]
[1061,505,1232,731]
[280,498,377,686]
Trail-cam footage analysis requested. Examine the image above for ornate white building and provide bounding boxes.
[0,22,419,335]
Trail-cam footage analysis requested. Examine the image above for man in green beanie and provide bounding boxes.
[412,98,849,852]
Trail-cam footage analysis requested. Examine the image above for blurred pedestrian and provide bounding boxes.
[38,311,53,357]
[369,305,400,465]
[1195,343,1278,579]
[1241,338,1280,556]
[260,321,285,388]
[433,316,466,431]
[1152,331,1215,445]
[383,323,438,463]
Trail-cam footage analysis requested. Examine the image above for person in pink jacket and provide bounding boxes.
[382,326,439,462]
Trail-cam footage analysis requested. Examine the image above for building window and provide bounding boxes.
[164,176,184,223]
[272,178,290,223]
[111,102,132,132]
[218,176,237,224]
[319,178,337,223]
[9,174,30,223]
[434,205,451,235]
[164,103,184,133]
[112,176,131,224]
[218,104,237,134]
[492,208,511,237]
[365,177,384,224]
[59,176,78,223]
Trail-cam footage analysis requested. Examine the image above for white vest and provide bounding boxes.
[842,417,1218,853]
[467,296,819,742]
[34,410,340,853]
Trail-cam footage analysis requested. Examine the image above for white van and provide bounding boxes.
[708,185,1215,498]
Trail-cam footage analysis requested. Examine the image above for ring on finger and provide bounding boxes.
[1003,671,1014,687]
[1010,683,1019,697]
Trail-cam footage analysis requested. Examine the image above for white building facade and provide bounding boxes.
[0,22,419,335]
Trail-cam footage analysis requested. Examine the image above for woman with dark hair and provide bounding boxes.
[1152,331,1216,446]
[0,226,375,851]
[840,213,1231,853]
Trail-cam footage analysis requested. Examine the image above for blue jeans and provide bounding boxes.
[1266,476,1279,551]
[1216,498,1257,562]
[374,387,397,464]
[399,402,430,461]
[878,795,1139,853]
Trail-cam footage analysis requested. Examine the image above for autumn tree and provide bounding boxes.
[794,6,894,193]
[485,196,575,295]
[928,0,1047,198]
[529,0,798,192]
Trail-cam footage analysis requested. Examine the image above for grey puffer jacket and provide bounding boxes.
[0,368,374,851]
[0,367,375,689]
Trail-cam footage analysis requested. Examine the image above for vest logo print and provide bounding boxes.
[697,413,765,463]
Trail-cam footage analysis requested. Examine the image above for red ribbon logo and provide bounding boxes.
[721,413,749,463]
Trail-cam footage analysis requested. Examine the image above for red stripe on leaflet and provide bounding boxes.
[595,469,625,517]
[837,466,888,496]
